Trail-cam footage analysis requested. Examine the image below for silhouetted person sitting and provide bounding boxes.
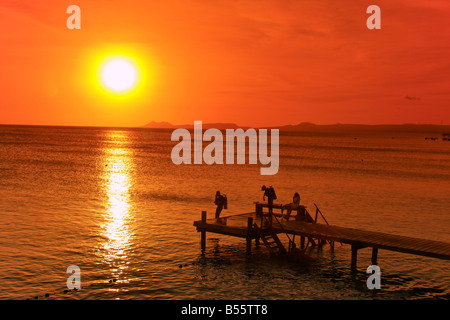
[283,192,300,221]
[214,191,227,219]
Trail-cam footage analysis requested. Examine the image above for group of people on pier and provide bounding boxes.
[214,185,304,221]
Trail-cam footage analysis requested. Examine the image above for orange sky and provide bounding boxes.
[1,0,449,127]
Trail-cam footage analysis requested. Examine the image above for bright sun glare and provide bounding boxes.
[101,58,138,93]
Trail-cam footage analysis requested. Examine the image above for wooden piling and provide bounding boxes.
[246,217,253,254]
[351,245,358,272]
[372,247,378,265]
[255,204,263,215]
[201,211,207,251]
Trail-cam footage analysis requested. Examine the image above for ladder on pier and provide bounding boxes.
[254,224,287,256]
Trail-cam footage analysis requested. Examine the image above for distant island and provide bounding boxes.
[143,121,242,130]
[142,121,450,134]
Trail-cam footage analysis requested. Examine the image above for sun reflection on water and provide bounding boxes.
[100,132,135,282]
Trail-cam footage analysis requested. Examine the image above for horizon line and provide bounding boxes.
[1,121,449,129]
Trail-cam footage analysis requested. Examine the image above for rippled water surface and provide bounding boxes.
[0,125,449,299]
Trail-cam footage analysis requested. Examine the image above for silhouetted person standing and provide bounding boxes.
[261,185,277,215]
[214,191,226,219]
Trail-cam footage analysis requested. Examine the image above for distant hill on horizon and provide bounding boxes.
[143,121,243,129]
[142,121,450,134]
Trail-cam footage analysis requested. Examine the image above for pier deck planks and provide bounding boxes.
[194,212,450,260]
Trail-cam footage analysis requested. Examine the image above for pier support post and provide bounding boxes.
[351,245,358,272]
[201,211,207,252]
[300,236,305,249]
[246,217,253,254]
[371,247,378,265]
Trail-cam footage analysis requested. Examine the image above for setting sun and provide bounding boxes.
[102,59,137,92]
[77,46,159,113]
[98,56,140,94]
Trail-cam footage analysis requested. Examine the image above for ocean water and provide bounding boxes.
[0,125,449,300]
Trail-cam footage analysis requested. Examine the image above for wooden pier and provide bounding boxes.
[193,203,450,271]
